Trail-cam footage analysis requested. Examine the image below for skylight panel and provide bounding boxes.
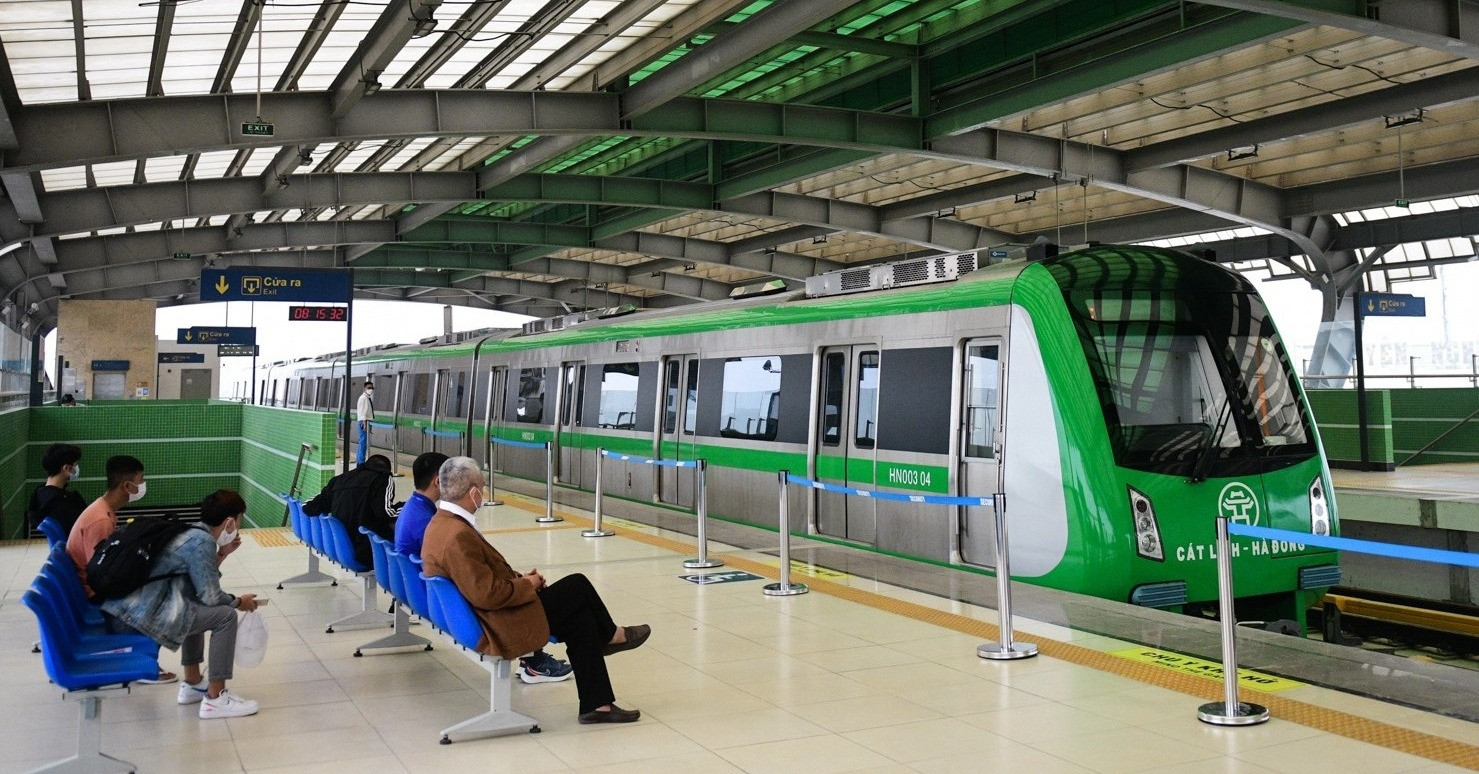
[90,161,134,188]
[292,11,380,92]
[1,0,78,104]
[240,148,274,177]
[191,150,241,180]
[146,156,188,184]
[158,3,239,97]
[40,166,88,192]
[425,136,487,171]
[224,17,302,96]
[382,138,438,170]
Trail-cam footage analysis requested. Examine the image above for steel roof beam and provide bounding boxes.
[212,1,264,94]
[1197,0,1479,60]
[330,0,442,118]
[145,0,176,97]
[720,190,1016,251]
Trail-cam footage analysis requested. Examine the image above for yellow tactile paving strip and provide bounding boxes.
[249,527,297,547]
[493,496,1479,771]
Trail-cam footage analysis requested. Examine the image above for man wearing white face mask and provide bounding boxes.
[102,489,262,719]
[67,454,151,600]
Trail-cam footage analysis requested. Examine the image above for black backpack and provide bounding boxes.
[86,520,201,601]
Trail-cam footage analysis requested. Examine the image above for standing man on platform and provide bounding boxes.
[356,380,375,466]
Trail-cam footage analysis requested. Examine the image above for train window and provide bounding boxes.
[662,362,679,433]
[598,363,639,429]
[820,353,844,447]
[407,373,430,414]
[719,356,780,441]
[854,352,880,448]
[444,371,467,418]
[684,360,698,434]
[515,368,546,424]
[875,347,952,454]
[964,344,1000,458]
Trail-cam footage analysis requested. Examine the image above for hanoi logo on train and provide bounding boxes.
[1173,483,1305,563]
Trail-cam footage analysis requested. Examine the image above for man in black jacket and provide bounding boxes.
[28,443,87,532]
[302,454,398,568]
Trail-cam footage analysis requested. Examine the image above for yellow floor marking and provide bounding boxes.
[248,527,298,547]
[1110,647,1305,692]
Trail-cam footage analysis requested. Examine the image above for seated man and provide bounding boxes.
[303,453,398,568]
[64,454,176,683]
[28,443,87,532]
[421,456,650,724]
[103,489,261,719]
[396,452,573,685]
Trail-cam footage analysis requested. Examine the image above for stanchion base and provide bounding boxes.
[1197,702,1270,726]
[581,528,614,538]
[977,642,1038,660]
[534,516,563,523]
[683,558,724,569]
[489,499,505,507]
[762,582,808,596]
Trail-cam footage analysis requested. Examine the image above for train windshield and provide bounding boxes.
[1047,247,1315,477]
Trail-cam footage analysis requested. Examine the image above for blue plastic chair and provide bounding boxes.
[22,588,159,773]
[361,528,394,594]
[31,573,159,658]
[419,573,539,742]
[400,554,431,623]
[43,545,105,627]
[318,516,391,634]
[37,516,68,549]
[276,499,338,589]
[349,530,432,658]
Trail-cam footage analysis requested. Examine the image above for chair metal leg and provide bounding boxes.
[353,602,433,657]
[277,551,337,590]
[438,659,540,744]
[325,574,395,633]
[25,695,139,774]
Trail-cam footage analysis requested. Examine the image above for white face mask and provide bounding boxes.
[127,480,147,503]
[217,518,239,547]
[69,463,80,480]
[471,487,484,510]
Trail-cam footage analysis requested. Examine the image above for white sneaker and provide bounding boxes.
[198,690,259,719]
[176,679,208,705]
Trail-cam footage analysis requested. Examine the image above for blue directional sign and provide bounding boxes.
[1360,293,1426,318]
[177,326,257,345]
[201,267,351,303]
[158,352,206,364]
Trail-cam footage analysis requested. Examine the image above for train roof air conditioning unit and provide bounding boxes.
[804,252,978,298]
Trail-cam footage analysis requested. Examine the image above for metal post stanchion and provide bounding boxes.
[683,459,723,569]
[535,441,562,523]
[484,436,504,507]
[1197,515,1270,726]
[978,493,1037,660]
[763,470,807,596]
[583,448,614,537]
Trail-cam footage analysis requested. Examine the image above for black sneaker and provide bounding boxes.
[518,651,574,684]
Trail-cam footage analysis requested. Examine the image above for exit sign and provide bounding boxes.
[241,121,275,137]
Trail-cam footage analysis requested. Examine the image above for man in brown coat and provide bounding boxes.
[420,456,650,724]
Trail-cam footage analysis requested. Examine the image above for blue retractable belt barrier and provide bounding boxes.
[490,437,547,450]
[598,449,699,468]
[782,473,992,507]
[1228,523,1479,568]
[370,422,394,429]
[423,428,462,438]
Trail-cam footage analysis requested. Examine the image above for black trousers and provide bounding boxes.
[538,573,618,714]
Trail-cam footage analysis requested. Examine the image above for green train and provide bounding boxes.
[257,244,1340,625]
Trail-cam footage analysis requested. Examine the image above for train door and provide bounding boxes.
[390,372,405,464]
[657,355,699,507]
[554,361,585,486]
[482,367,507,472]
[958,339,1004,567]
[815,346,880,546]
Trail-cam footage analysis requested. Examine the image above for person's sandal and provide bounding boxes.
[601,624,650,656]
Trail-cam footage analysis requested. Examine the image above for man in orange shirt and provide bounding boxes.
[65,454,176,683]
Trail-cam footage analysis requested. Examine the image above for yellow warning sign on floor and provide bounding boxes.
[1111,647,1305,693]
[752,557,853,582]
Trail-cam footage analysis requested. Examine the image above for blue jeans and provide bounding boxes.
[357,422,368,465]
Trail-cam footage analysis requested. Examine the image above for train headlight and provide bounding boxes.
[1308,477,1330,536]
[1128,487,1163,561]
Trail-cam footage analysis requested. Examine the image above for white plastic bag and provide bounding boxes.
[235,610,268,668]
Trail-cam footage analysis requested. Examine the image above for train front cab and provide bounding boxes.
[1038,246,1340,631]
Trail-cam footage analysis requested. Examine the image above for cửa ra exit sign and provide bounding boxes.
[241,121,275,137]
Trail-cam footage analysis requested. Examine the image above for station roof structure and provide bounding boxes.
[1,0,1477,334]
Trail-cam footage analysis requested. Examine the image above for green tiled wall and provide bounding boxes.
[1,407,31,539]
[240,405,336,529]
[1306,389,1394,468]
[1388,388,1479,466]
[3,401,337,537]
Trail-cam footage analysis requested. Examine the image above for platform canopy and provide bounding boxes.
[1,0,1477,334]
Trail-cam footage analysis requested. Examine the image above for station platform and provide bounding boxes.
[2,484,1477,774]
[1333,463,1479,505]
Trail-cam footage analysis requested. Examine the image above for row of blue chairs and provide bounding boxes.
[280,496,394,633]
[25,524,163,774]
[278,496,540,743]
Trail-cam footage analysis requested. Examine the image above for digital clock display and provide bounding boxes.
[287,305,347,322]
